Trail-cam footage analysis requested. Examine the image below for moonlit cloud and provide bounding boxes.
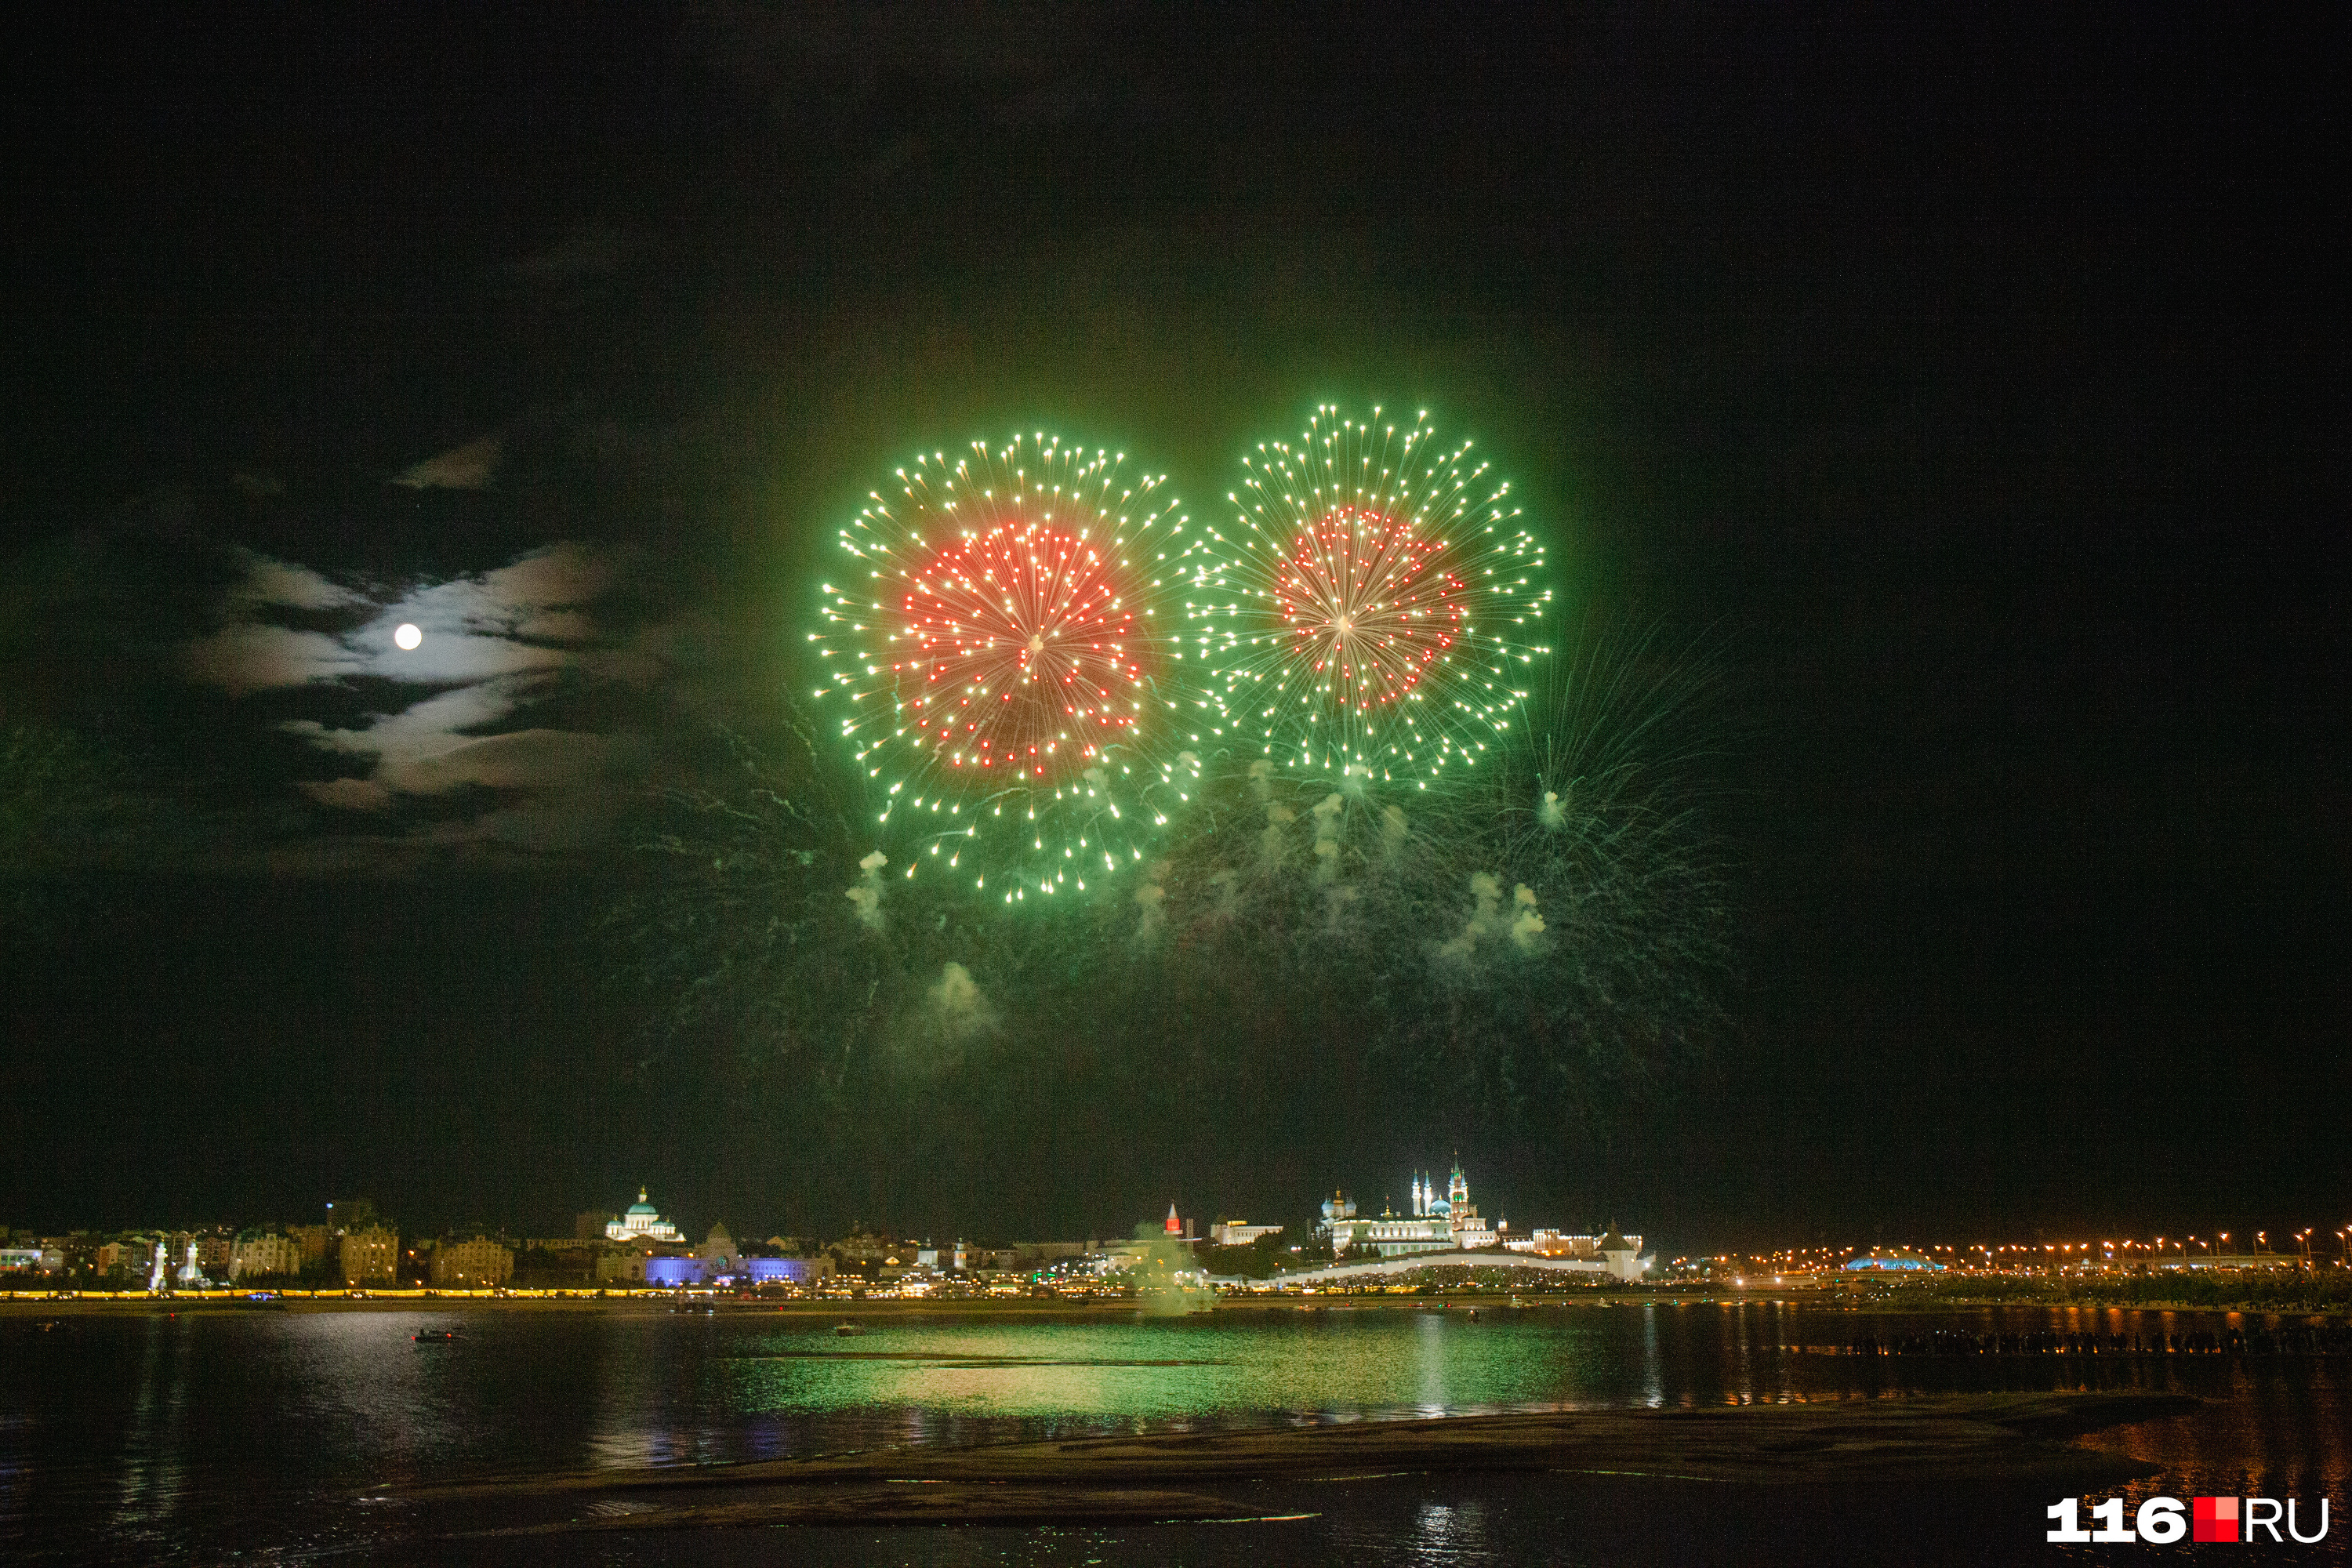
[300,777,395,812]
[178,552,379,693]
[514,609,596,643]
[187,542,662,865]
[394,434,503,490]
[191,543,623,693]
[184,624,369,695]
[291,708,640,804]
[234,552,365,612]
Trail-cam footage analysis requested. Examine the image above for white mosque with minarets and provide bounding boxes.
[1318,1162,1498,1256]
[1300,1159,1650,1282]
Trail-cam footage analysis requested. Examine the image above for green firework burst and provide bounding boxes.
[1185,405,1552,786]
[808,434,1212,902]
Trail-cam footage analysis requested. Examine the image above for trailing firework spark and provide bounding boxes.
[1497,620,1726,871]
[1186,406,1552,784]
[614,624,1732,1171]
[1130,619,1733,1131]
[810,434,1207,900]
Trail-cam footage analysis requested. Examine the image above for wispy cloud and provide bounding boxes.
[183,623,368,696]
[393,434,503,491]
[234,552,364,612]
[187,543,662,866]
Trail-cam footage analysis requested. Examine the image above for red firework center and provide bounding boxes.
[1272,507,1468,710]
[889,521,1156,780]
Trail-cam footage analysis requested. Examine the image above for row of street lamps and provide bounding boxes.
[2095,1228,2352,1268]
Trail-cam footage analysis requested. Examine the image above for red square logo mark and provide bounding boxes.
[2193,1497,2239,1543]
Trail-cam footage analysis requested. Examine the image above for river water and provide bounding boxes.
[2,1301,2343,1564]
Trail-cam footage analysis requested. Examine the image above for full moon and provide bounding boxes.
[394,623,422,651]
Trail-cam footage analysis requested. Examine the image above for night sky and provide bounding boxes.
[2,7,2341,1250]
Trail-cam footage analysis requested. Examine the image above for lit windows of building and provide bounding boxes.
[430,1236,514,1288]
[230,1232,303,1281]
[341,1226,398,1285]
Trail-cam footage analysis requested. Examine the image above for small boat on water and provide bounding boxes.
[833,1323,865,1337]
[412,1330,459,1344]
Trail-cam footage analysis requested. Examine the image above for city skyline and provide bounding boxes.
[11,1167,2347,1283]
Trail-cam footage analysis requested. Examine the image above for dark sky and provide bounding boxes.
[2,5,2342,1250]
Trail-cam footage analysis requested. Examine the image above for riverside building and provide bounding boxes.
[1317,1163,1499,1258]
[229,1232,303,1281]
[340,1225,398,1285]
[1289,1161,1653,1282]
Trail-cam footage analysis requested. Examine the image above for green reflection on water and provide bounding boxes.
[717,1313,1610,1422]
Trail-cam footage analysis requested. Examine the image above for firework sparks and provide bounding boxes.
[811,434,1207,897]
[1187,405,1552,782]
[619,626,1731,1150]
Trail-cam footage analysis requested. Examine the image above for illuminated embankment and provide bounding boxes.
[1227,1250,1637,1287]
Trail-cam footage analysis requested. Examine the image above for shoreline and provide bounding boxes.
[413,1392,2196,1535]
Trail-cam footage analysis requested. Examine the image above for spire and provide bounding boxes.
[1164,1203,1181,1236]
